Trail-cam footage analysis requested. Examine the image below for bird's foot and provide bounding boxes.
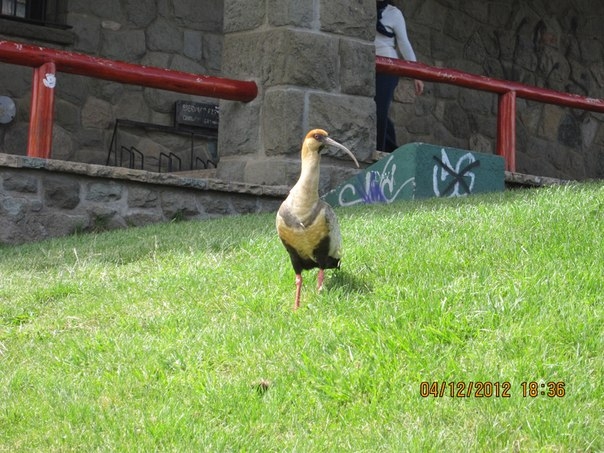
[317,269,325,291]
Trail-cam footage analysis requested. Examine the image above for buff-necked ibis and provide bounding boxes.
[276,129,359,309]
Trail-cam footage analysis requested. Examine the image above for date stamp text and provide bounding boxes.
[420,381,566,398]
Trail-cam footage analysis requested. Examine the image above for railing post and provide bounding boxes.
[28,61,56,158]
[497,90,516,172]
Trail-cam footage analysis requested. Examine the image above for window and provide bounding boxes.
[1,0,65,27]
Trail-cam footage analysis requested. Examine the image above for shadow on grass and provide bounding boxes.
[327,269,373,295]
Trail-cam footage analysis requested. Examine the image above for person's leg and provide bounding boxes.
[375,74,399,151]
[385,118,398,152]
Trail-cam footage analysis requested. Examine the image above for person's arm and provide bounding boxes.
[392,9,424,95]
[391,9,416,62]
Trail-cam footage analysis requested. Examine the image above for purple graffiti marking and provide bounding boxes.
[337,155,415,206]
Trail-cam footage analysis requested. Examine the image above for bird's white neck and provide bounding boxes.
[289,153,320,210]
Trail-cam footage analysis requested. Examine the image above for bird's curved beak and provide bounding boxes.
[323,137,360,168]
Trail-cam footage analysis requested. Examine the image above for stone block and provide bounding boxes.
[323,142,504,207]
[232,196,260,214]
[87,206,125,231]
[0,61,30,97]
[44,212,91,238]
[0,196,27,219]
[125,0,157,27]
[43,177,81,209]
[160,191,201,220]
[147,17,183,53]
[320,0,375,41]
[442,102,470,139]
[267,0,314,27]
[101,29,146,61]
[308,92,375,162]
[262,88,306,156]
[221,30,265,79]
[128,187,159,208]
[218,98,262,157]
[174,0,222,31]
[81,98,113,129]
[243,158,301,186]
[55,99,81,133]
[469,133,493,154]
[224,29,339,90]
[114,92,151,120]
[199,194,234,215]
[339,39,375,97]
[184,30,203,61]
[3,123,28,155]
[202,33,223,72]
[85,182,123,202]
[51,125,75,162]
[169,54,206,74]
[216,157,246,182]
[264,29,338,90]
[124,210,164,227]
[2,173,38,193]
[55,74,93,106]
[223,0,265,33]
[67,13,101,53]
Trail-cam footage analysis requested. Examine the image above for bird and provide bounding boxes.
[276,129,360,310]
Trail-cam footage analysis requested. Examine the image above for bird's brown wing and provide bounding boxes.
[321,201,342,260]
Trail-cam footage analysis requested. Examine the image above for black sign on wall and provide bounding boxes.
[174,101,219,130]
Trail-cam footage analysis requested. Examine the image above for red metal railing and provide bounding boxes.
[377,56,604,172]
[0,40,258,158]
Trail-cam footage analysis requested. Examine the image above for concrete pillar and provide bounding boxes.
[218,0,376,190]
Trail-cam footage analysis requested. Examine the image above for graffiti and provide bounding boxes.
[432,149,480,197]
[43,73,56,89]
[337,154,415,206]
[323,143,503,208]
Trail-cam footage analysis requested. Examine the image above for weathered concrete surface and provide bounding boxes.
[218,0,376,187]
[323,142,505,206]
[0,153,287,245]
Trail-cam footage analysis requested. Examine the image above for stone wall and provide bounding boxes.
[389,0,604,180]
[0,0,224,167]
[1,0,603,186]
[0,153,285,245]
[217,0,376,188]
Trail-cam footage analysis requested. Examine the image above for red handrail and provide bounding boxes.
[377,56,604,172]
[0,40,258,158]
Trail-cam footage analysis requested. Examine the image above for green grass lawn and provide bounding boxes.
[0,183,602,452]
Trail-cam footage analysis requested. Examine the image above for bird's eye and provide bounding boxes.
[313,133,322,141]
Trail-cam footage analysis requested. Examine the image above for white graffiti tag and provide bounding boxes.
[43,73,57,89]
[432,149,480,197]
[338,155,415,206]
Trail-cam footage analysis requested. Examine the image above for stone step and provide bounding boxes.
[504,171,571,187]
[172,168,218,178]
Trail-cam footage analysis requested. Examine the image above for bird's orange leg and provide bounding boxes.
[317,269,325,291]
[294,273,302,310]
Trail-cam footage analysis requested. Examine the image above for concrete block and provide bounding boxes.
[267,0,314,27]
[339,39,375,97]
[223,0,265,32]
[320,0,375,41]
[308,92,375,162]
[262,88,306,156]
[323,142,505,207]
[218,97,262,157]
[264,29,338,90]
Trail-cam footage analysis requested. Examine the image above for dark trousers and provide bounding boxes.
[375,73,399,152]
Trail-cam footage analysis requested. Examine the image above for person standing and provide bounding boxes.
[375,0,424,152]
